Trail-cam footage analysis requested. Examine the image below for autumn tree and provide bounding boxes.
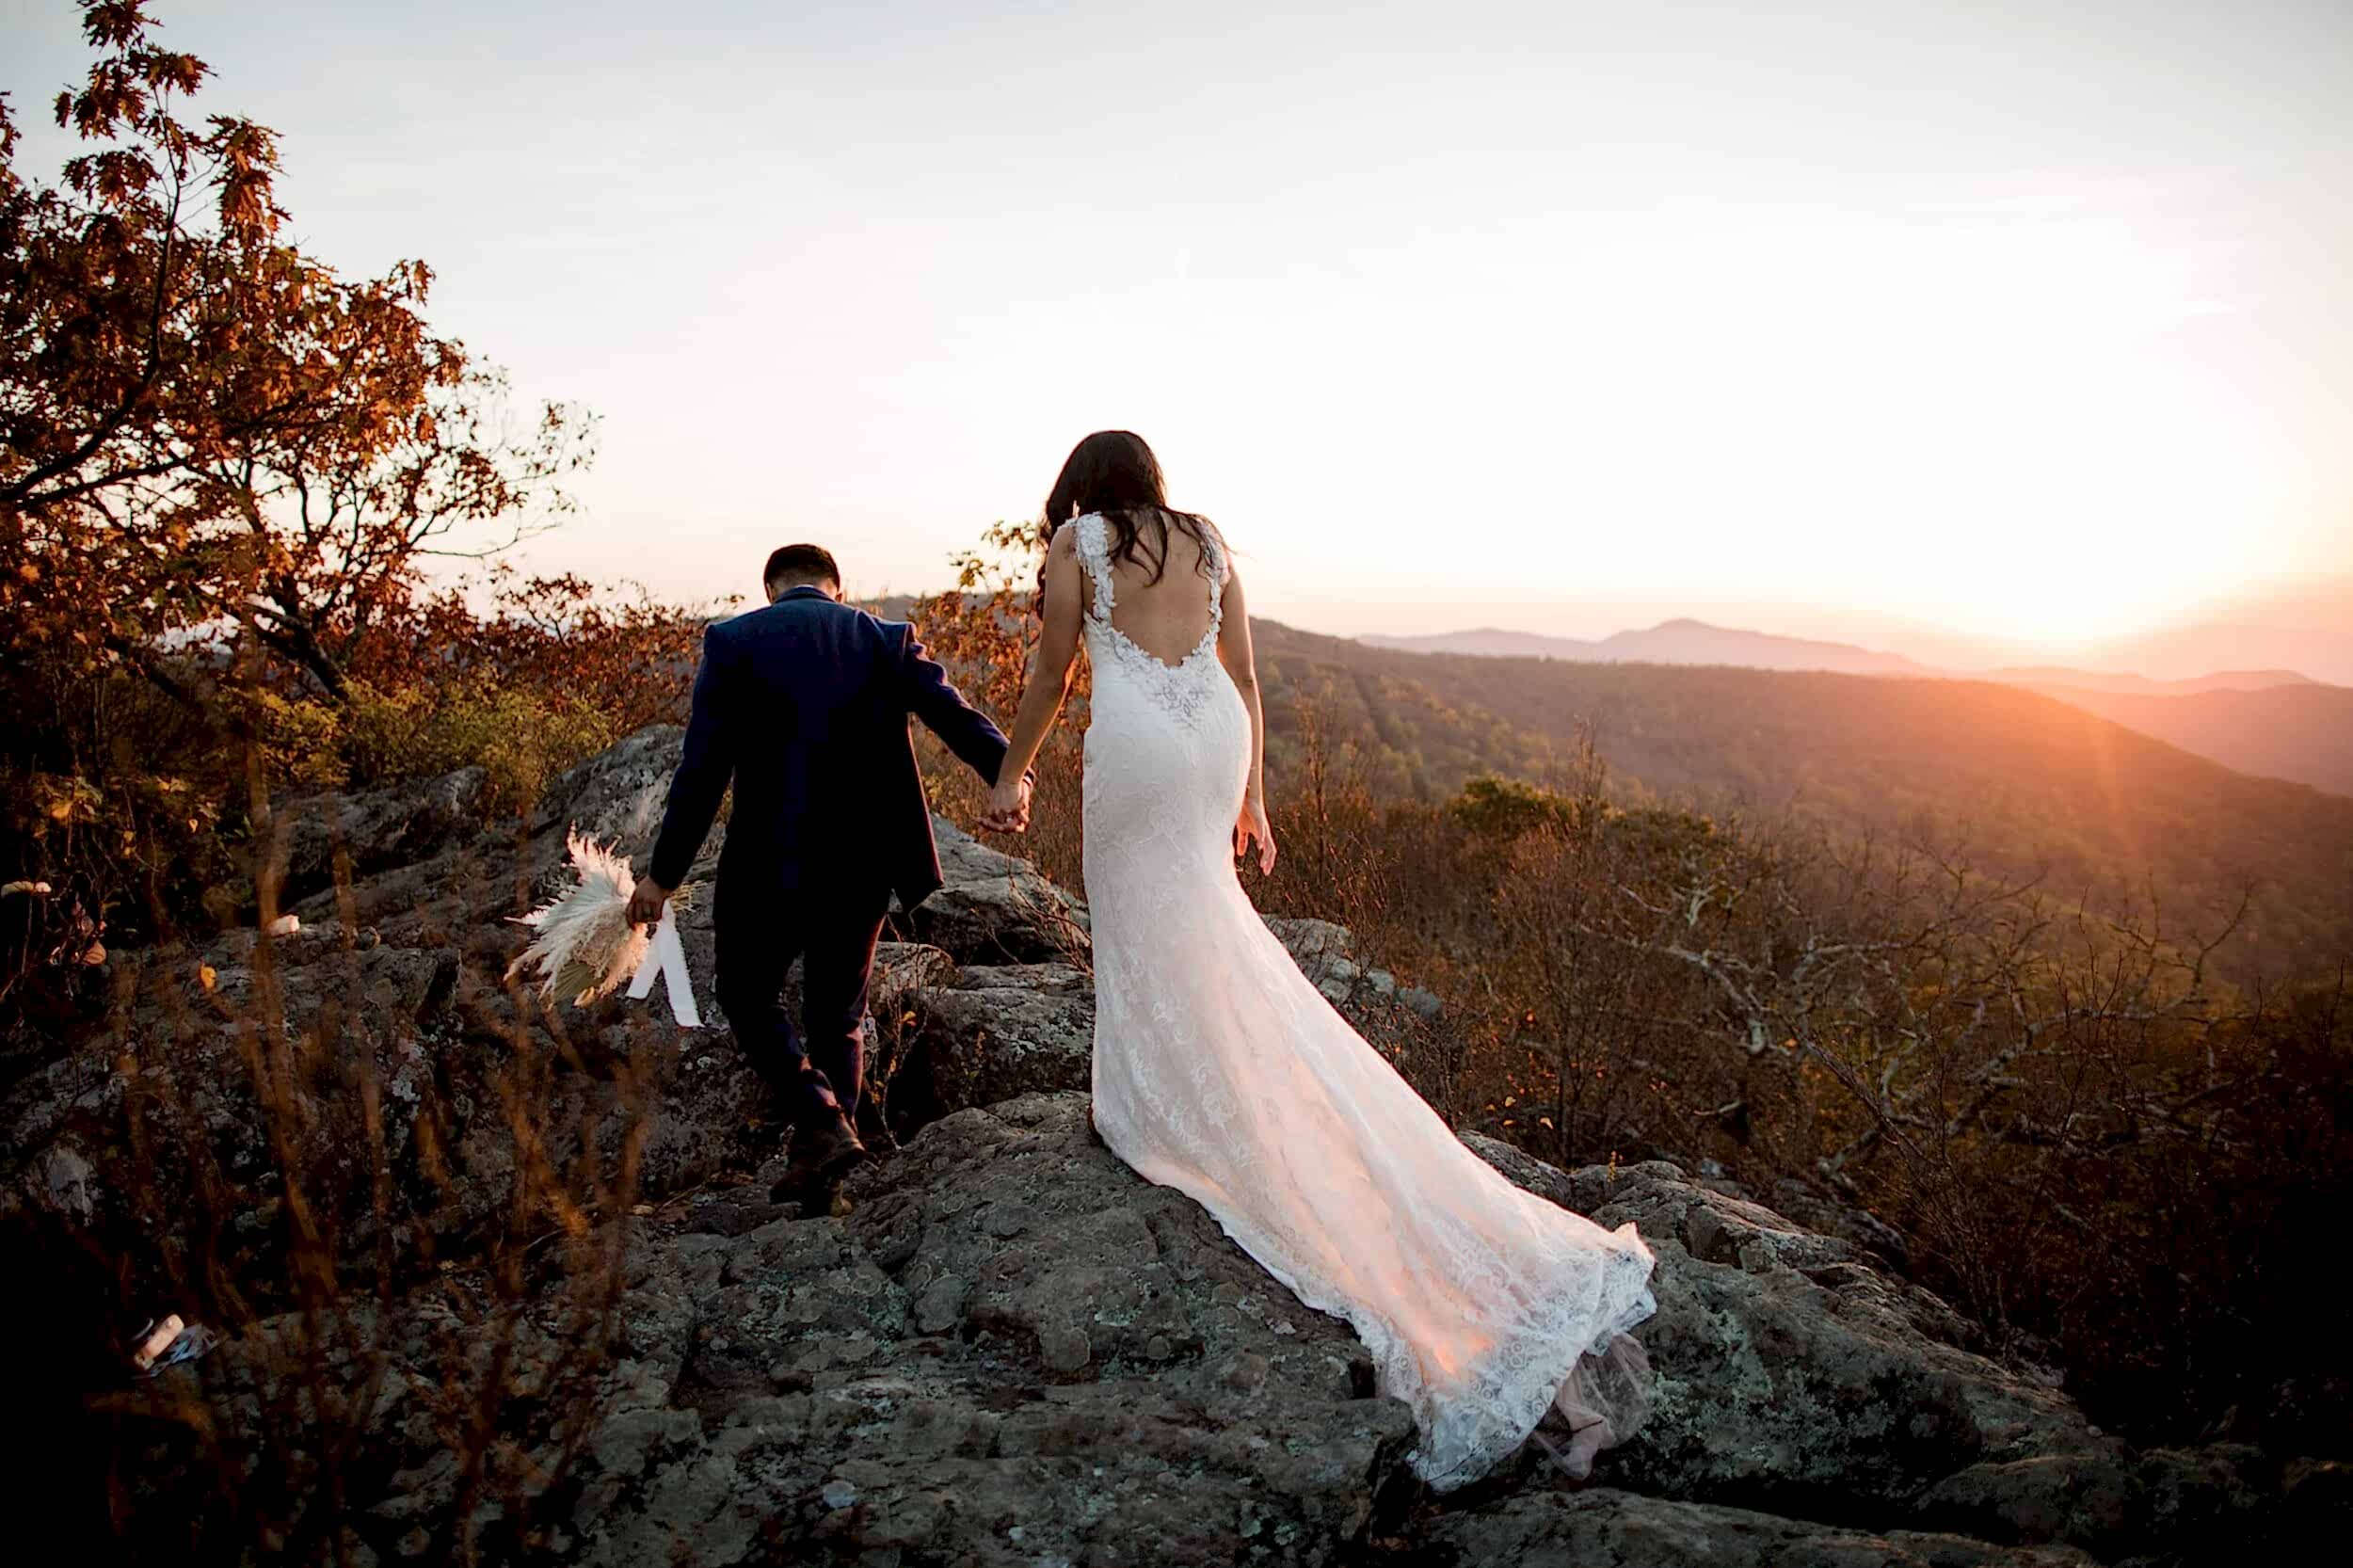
[0,3,719,981]
[0,0,593,716]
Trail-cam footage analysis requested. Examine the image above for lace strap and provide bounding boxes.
[1202,525,1227,633]
[1071,513,1113,622]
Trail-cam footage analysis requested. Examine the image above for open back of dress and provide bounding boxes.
[1076,511,1225,669]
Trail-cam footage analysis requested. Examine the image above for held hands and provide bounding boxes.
[980,774,1033,835]
[1235,795,1277,875]
[626,873,674,930]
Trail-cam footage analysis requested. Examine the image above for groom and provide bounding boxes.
[627,544,1031,1211]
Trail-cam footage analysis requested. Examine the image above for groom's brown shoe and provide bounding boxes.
[772,1111,868,1213]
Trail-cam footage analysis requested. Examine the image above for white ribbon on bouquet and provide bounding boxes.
[627,904,702,1028]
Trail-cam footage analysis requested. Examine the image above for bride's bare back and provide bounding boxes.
[1087,514,1222,668]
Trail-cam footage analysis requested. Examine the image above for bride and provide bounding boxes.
[978,430,1658,1491]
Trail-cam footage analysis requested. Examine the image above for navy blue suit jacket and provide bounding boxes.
[648,587,1018,912]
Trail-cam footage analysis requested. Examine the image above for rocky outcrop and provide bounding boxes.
[1264,916,1444,1023]
[138,1088,2328,1566]
[1578,1163,2089,1509]
[9,726,2340,1565]
[1459,1156,2283,1564]
[530,722,693,867]
[0,724,1078,1283]
[184,1096,1414,1568]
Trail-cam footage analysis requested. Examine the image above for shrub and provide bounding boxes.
[248,692,350,792]
[341,676,616,816]
[1450,775,1582,840]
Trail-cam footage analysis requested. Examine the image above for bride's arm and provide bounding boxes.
[986,526,1084,822]
[1216,566,1277,872]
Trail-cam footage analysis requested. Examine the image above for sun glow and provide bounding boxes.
[1178,211,2273,648]
[486,191,2301,658]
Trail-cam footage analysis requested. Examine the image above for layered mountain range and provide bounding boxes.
[1359,618,2352,797]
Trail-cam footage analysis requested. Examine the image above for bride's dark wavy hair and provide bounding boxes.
[1038,430,1221,610]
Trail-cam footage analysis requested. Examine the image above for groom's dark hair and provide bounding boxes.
[764,543,841,593]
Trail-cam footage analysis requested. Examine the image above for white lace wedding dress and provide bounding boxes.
[1068,512,1658,1492]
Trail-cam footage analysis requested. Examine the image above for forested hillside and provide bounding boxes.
[2027,680,2353,797]
[1251,620,2353,984]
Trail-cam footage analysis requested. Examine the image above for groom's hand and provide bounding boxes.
[626,874,674,929]
[980,775,1032,834]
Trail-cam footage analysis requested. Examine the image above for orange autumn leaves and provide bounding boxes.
[3,1,594,710]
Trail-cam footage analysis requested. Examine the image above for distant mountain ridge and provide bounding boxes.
[1361,618,1931,677]
[1361,619,2323,691]
[1990,667,2319,696]
[1360,576,2353,687]
[2093,577,2353,689]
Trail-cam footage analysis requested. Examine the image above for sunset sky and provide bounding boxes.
[8,0,2350,668]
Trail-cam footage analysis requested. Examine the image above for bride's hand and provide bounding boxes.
[1235,796,1276,875]
[981,774,1032,834]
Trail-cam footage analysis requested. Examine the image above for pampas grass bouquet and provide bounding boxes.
[506,830,692,1007]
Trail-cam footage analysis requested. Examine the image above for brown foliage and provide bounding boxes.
[1264,734,2353,1452]
[2,7,716,988]
[3,20,707,1550]
[2,1,595,713]
[6,835,671,1566]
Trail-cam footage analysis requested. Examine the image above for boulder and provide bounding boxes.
[1265,914,1444,1026]
[265,765,491,905]
[1915,1444,2278,1563]
[1449,1148,2318,1561]
[529,723,694,869]
[1265,915,1357,970]
[0,937,472,1247]
[897,816,1090,965]
[891,965,1096,1133]
[1572,1161,2098,1519]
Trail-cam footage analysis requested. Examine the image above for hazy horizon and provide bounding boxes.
[1276,569,2353,682]
[8,0,2350,672]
